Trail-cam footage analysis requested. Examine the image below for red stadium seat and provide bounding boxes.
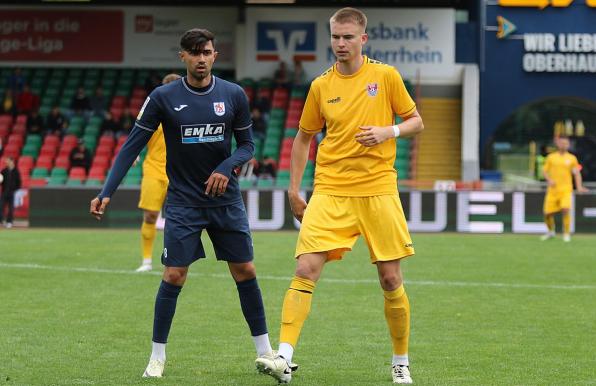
[7,134,24,149]
[132,88,147,99]
[15,114,27,124]
[0,114,13,126]
[62,135,78,147]
[91,155,109,169]
[129,97,145,109]
[111,96,127,108]
[69,167,87,180]
[3,144,20,159]
[29,178,47,187]
[110,107,123,120]
[17,156,34,170]
[20,174,31,188]
[39,145,57,158]
[12,123,26,135]
[95,145,113,158]
[98,135,115,148]
[278,158,290,170]
[43,135,60,147]
[0,123,10,139]
[35,155,53,170]
[117,135,127,146]
[55,155,70,169]
[88,167,105,180]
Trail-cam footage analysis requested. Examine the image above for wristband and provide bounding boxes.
[392,124,401,138]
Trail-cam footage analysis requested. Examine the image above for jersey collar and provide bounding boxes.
[182,75,216,95]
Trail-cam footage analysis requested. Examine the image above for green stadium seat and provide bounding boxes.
[284,128,298,138]
[47,78,63,88]
[66,178,84,186]
[257,178,274,188]
[25,135,42,147]
[275,177,290,188]
[48,176,67,186]
[31,167,49,178]
[123,176,141,186]
[301,178,313,188]
[66,124,83,137]
[85,178,103,186]
[88,116,103,127]
[69,68,84,78]
[239,179,254,189]
[50,167,68,178]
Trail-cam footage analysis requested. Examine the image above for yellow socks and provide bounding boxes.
[562,212,571,234]
[384,285,410,359]
[279,276,315,348]
[141,221,157,259]
[545,214,555,232]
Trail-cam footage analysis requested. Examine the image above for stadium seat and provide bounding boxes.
[17,156,34,171]
[55,155,70,169]
[35,156,53,171]
[0,114,13,126]
[7,134,24,149]
[98,135,115,148]
[95,145,113,158]
[31,167,49,178]
[66,178,84,186]
[15,114,27,124]
[69,167,87,180]
[12,123,26,135]
[3,144,20,159]
[43,135,60,148]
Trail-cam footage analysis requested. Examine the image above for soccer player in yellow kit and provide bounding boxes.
[256,7,424,384]
[541,136,588,243]
[136,73,181,272]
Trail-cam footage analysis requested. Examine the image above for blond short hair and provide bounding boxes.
[330,7,367,30]
[162,73,182,85]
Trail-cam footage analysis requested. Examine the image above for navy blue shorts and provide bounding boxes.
[161,201,253,267]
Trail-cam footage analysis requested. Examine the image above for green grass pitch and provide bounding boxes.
[0,229,595,385]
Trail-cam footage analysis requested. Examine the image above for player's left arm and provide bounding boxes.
[356,109,424,147]
[572,166,589,193]
[206,87,255,196]
[356,67,424,147]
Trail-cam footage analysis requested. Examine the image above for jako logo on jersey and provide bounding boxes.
[174,104,188,111]
[181,123,225,143]
[213,102,225,116]
[367,83,379,97]
[256,22,316,62]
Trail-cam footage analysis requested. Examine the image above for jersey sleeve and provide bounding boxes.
[299,81,324,134]
[232,87,252,131]
[135,89,163,132]
[389,68,416,118]
[570,155,579,170]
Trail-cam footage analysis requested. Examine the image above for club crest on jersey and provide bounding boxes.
[213,102,225,116]
[367,83,378,97]
[181,123,225,143]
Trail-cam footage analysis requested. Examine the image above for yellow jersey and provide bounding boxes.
[142,124,168,181]
[299,56,416,196]
[543,151,578,192]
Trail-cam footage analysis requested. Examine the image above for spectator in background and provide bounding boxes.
[251,107,266,141]
[89,86,107,117]
[26,110,44,135]
[101,111,122,137]
[71,87,91,116]
[253,96,271,114]
[69,139,91,173]
[274,61,290,88]
[46,106,66,133]
[119,108,135,136]
[16,84,39,115]
[292,60,307,86]
[0,157,22,228]
[2,90,16,116]
[6,68,25,95]
[258,154,277,179]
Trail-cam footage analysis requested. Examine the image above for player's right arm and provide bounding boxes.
[290,80,323,222]
[90,93,162,220]
[542,155,554,187]
[289,130,316,222]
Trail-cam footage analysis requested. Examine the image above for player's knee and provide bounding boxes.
[144,211,159,224]
[230,262,256,282]
[163,268,187,286]
[379,272,401,291]
[295,262,320,282]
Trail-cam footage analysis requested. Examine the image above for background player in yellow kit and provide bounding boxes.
[136,73,181,272]
[541,136,588,242]
[256,7,424,384]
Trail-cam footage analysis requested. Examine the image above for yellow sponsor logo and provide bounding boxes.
[499,0,595,8]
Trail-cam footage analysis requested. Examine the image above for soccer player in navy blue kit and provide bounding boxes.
[90,29,275,378]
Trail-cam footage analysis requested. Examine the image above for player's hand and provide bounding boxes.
[205,172,229,197]
[577,186,589,194]
[547,180,556,187]
[288,191,307,222]
[355,126,393,147]
[90,196,110,220]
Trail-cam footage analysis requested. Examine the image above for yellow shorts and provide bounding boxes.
[295,194,415,263]
[138,177,168,212]
[543,189,572,214]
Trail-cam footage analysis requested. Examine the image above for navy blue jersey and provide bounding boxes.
[98,76,254,207]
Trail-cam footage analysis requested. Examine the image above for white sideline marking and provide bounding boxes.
[1,262,595,290]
